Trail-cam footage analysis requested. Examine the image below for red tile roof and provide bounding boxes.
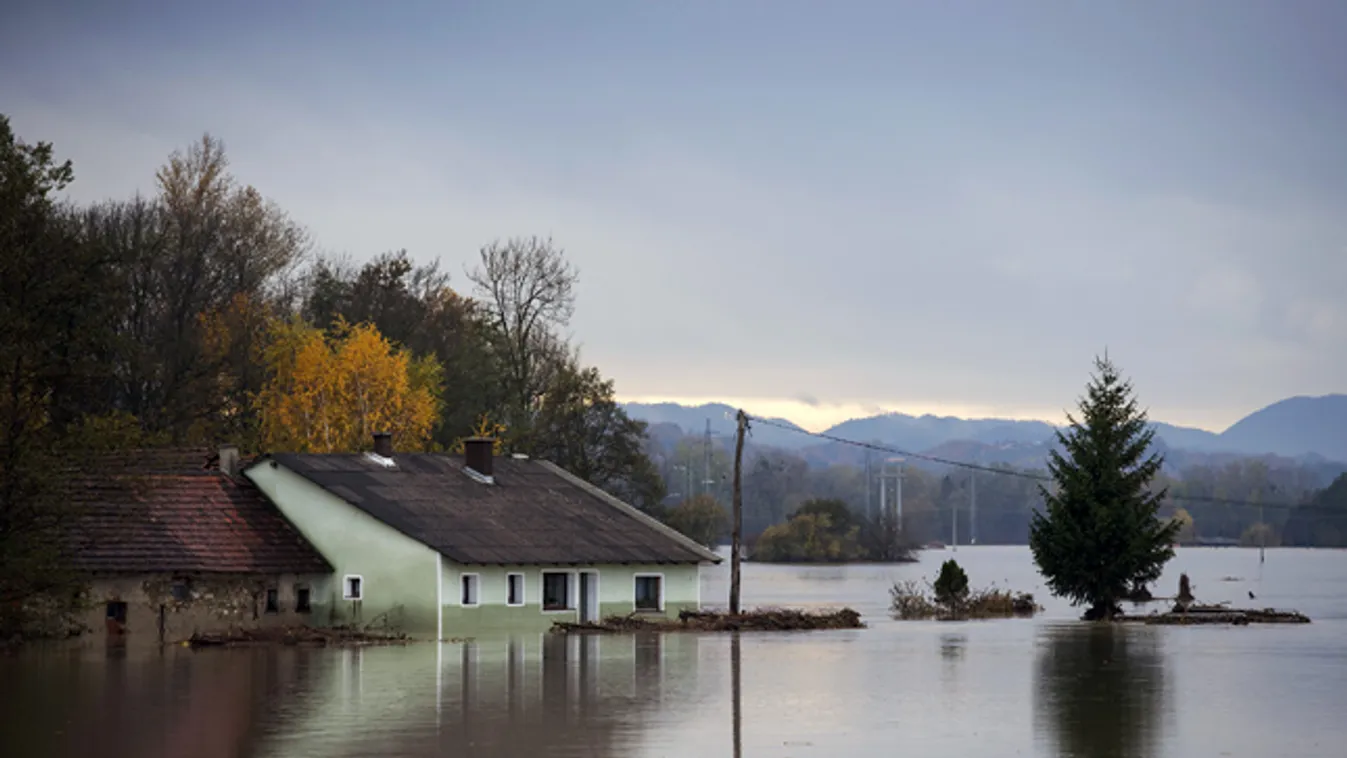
[63,448,331,575]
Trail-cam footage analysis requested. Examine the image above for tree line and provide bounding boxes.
[0,117,667,633]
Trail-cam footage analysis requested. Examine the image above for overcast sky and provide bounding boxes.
[3,1,1344,432]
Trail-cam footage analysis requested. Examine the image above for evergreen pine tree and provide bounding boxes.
[1029,356,1179,620]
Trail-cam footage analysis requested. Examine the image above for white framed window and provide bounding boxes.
[343,574,363,600]
[634,574,663,612]
[460,573,480,607]
[506,573,525,607]
[541,571,574,612]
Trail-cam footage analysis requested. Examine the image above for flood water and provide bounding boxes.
[3,546,1346,758]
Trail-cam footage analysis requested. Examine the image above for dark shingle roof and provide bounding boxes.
[264,453,720,565]
[63,449,331,575]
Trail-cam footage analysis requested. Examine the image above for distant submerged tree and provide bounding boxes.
[1029,356,1179,620]
[1170,507,1196,544]
[664,494,729,550]
[524,360,666,513]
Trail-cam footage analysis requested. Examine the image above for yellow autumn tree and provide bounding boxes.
[451,414,508,455]
[257,317,442,453]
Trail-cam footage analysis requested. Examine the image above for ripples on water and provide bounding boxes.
[2,547,1345,758]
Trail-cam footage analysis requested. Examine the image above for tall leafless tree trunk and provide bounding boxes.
[467,236,578,432]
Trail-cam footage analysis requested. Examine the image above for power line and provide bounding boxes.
[742,412,1317,514]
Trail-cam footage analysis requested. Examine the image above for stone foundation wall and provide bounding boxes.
[81,573,329,643]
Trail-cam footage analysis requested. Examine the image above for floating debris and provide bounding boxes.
[552,608,864,634]
[1121,606,1310,626]
[187,626,411,648]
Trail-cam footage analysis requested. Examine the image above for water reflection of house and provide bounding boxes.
[290,634,692,757]
[245,434,721,638]
[65,448,332,643]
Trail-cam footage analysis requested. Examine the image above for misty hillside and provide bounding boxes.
[625,394,1347,463]
[827,414,1058,450]
[619,402,809,449]
[1218,395,1347,462]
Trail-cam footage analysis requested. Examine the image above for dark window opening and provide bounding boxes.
[542,572,572,611]
[635,576,662,611]
[106,601,128,624]
[265,588,279,614]
[296,586,311,613]
[344,575,362,600]
[170,580,191,601]
[461,574,479,605]
[507,573,524,606]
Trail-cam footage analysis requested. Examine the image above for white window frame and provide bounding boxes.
[506,572,526,607]
[343,574,364,601]
[633,573,665,612]
[540,570,577,613]
[460,573,481,607]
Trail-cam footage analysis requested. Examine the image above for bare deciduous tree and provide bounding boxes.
[468,236,578,427]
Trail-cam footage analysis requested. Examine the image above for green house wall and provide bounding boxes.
[245,461,440,634]
[439,563,702,637]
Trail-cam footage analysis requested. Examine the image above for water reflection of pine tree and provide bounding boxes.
[1034,625,1167,758]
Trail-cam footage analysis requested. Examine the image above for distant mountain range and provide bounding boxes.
[622,394,1347,464]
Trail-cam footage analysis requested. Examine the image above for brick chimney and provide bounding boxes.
[463,437,494,479]
[372,431,393,458]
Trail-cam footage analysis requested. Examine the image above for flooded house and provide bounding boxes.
[66,447,332,643]
[244,434,721,638]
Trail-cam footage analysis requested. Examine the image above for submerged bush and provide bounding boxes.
[752,499,919,564]
[890,573,1041,621]
[890,580,940,619]
[933,559,970,606]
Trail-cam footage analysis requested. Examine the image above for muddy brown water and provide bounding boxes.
[3,546,1345,757]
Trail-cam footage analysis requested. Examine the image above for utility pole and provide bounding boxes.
[875,458,905,557]
[674,464,691,504]
[1259,485,1270,565]
[879,462,888,529]
[864,450,873,521]
[951,483,959,552]
[1260,502,1266,564]
[895,460,904,531]
[970,471,977,546]
[730,410,748,615]
[703,418,712,499]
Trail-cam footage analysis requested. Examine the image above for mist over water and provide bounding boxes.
[4,547,1345,758]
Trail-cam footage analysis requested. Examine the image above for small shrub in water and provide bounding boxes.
[933,559,970,607]
[890,580,939,619]
[890,577,1041,621]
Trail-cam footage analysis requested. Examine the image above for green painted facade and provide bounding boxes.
[439,563,702,637]
[247,460,705,639]
[246,461,440,634]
